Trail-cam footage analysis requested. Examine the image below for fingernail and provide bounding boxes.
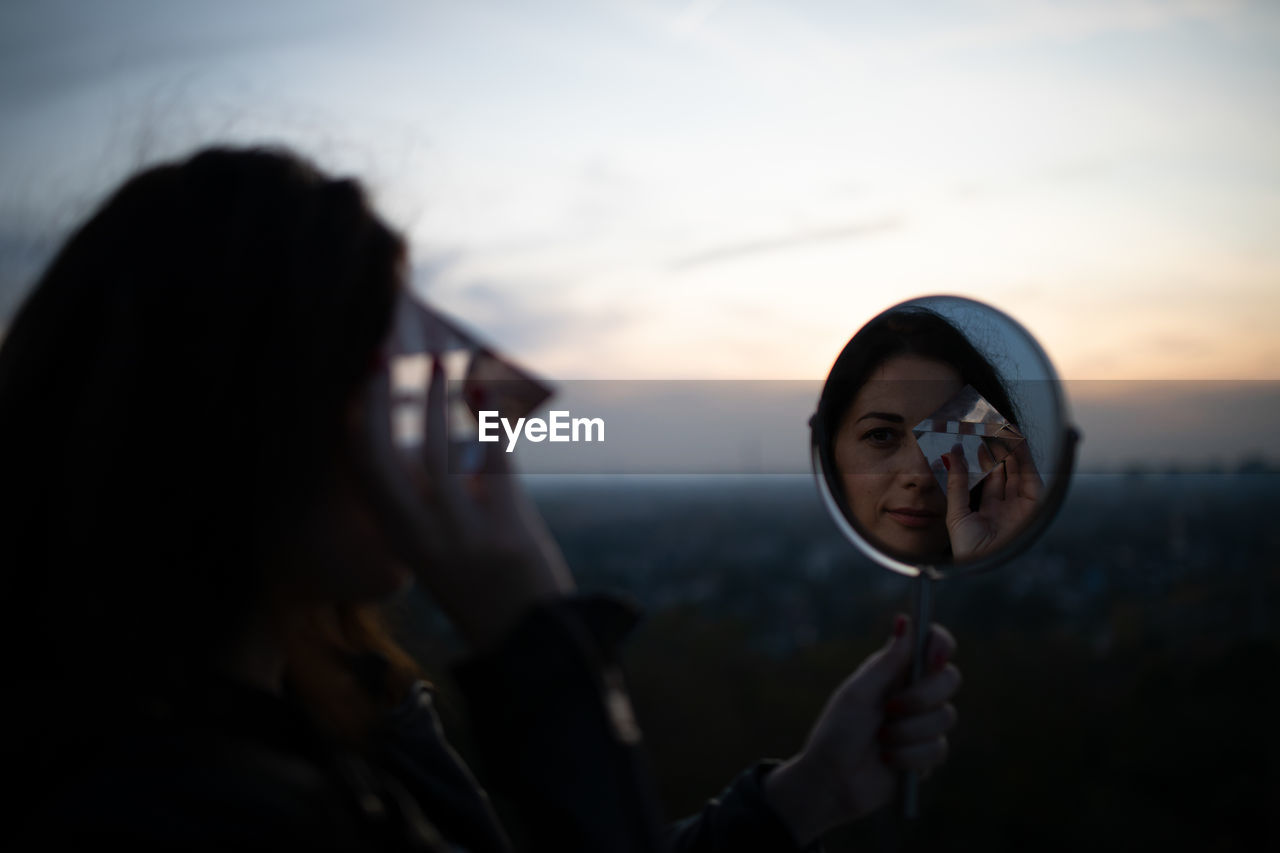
[880,750,893,765]
[893,615,907,637]
[930,648,948,671]
[886,698,906,715]
[941,454,951,471]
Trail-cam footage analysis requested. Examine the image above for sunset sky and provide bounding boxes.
[2,0,1277,398]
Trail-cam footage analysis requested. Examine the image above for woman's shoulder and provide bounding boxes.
[20,727,369,850]
[15,681,462,852]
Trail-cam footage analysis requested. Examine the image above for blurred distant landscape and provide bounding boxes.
[397,470,1279,852]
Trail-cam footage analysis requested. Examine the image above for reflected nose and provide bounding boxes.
[898,440,937,490]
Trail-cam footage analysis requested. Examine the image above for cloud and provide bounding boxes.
[907,0,1244,55]
[411,257,636,373]
[668,218,903,271]
[671,0,730,38]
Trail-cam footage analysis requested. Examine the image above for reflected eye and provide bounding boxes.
[862,427,900,448]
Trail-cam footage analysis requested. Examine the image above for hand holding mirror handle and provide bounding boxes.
[811,295,1080,819]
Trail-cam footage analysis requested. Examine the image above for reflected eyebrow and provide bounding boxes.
[855,411,904,424]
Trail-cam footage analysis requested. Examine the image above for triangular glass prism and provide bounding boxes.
[912,385,1024,494]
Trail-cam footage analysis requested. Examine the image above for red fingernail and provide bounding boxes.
[880,750,893,764]
[942,454,951,471]
[886,698,906,715]
[931,648,948,671]
[893,615,907,637]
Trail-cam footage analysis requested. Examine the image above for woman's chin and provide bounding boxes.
[872,525,951,564]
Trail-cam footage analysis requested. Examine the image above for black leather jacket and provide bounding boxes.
[16,596,813,852]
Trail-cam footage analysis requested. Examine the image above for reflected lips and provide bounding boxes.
[886,508,939,528]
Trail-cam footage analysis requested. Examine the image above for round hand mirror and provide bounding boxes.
[811,294,1079,579]
[810,294,1081,816]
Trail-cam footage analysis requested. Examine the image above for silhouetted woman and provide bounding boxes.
[1,147,960,852]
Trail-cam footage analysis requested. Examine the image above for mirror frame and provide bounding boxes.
[809,294,1081,580]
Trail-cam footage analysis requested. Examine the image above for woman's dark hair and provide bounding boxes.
[0,147,417,744]
[814,306,1019,515]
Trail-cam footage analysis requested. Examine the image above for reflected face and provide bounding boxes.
[833,354,964,562]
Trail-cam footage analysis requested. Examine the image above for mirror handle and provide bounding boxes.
[902,573,935,819]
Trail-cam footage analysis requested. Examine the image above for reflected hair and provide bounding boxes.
[815,306,1019,513]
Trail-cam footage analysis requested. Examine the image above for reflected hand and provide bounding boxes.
[943,439,1043,562]
[763,617,960,847]
[352,355,574,650]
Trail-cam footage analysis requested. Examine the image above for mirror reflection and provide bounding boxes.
[815,300,1063,570]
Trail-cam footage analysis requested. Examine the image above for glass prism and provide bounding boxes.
[387,290,553,464]
[912,384,1024,494]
